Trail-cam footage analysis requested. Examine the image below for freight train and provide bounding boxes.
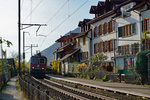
[29,53,47,78]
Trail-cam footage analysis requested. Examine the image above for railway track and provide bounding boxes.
[23,75,116,100]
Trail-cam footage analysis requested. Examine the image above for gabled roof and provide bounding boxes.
[75,29,91,38]
[88,0,144,24]
[78,21,83,27]
[55,36,69,42]
[56,33,79,43]
[89,6,97,14]
[88,10,115,24]
[60,48,80,62]
[97,1,105,7]
[54,42,72,53]
[78,19,91,27]
[70,33,79,37]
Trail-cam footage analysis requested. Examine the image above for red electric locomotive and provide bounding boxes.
[29,53,47,78]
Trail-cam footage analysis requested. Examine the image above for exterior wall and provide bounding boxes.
[115,2,148,73]
[116,10,141,46]
[79,31,91,59]
[141,9,150,20]
[61,61,69,74]
[116,56,136,72]
[91,14,116,62]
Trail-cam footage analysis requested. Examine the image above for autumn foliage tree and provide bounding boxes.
[76,63,87,73]
[89,52,108,71]
[51,58,60,74]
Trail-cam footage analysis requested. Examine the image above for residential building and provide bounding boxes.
[114,0,150,73]
[75,19,92,63]
[54,33,80,74]
[88,0,126,72]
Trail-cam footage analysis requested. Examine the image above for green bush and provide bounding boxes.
[136,50,150,83]
[101,75,108,82]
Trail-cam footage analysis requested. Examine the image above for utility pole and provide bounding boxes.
[18,0,21,75]
[23,32,29,74]
[25,44,38,57]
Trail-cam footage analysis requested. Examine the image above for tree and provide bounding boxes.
[0,38,12,47]
[136,50,150,83]
[89,52,108,71]
[51,58,60,74]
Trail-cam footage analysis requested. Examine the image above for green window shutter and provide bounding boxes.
[118,27,122,37]
[132,23,136,35]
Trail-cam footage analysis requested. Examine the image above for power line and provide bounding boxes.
[46,0,68,23]
[22,0,44,23]
[47,0,89,36]
[39,0,89,50]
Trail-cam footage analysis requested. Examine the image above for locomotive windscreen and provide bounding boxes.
[31,57,46,64]
[31,58,38,64]
[39,58,45,64]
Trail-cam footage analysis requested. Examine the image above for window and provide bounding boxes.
[118,46,121,54]
[108,20,116,33]
[83,37,86,46]
[118,27,122,37]
[113,20,116,32]
[118,23,136,38]
[120,45,130,55]
[131,23,136,35]
[81,52,88,60]
[110,40,114,51]
[142,18,150,33]
[99,42,103,52]
[94,26,98,38]
[103,23,108,34]
[98,25,103,36]
[39,58,45,64]
[31,58,38,64]
[94,43,97,54]
[103,41,108,52]
[107,40,110,52]
[131,43,139,55]
[122,26,125,37]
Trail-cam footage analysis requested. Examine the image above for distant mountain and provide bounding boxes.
[41,27,80,65]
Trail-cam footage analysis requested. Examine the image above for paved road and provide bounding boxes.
[0,77,24,100]
[48,74,150,98]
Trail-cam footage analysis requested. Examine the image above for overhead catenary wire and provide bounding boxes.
[39,0,90,50]
[22,0,44,23]
[36,0,68,46]
[46,0,68,23]
[47,0,89,35]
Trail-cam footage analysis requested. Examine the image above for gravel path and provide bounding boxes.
[0,76,24,100]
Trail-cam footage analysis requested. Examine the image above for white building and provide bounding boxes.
[115,0,150,73]
[75,19,92,63]
[88,0,126,72]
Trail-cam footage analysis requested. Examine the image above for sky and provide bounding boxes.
[0,0,104,61]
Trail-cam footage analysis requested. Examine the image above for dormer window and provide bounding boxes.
[121,2,136,18]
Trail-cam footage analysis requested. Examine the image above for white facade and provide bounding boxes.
[91,14,116,62]
[115,2,150,72]
[117,4,141,47]
[77,31,91,61]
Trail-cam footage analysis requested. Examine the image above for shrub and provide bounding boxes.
[101,75,108,82]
